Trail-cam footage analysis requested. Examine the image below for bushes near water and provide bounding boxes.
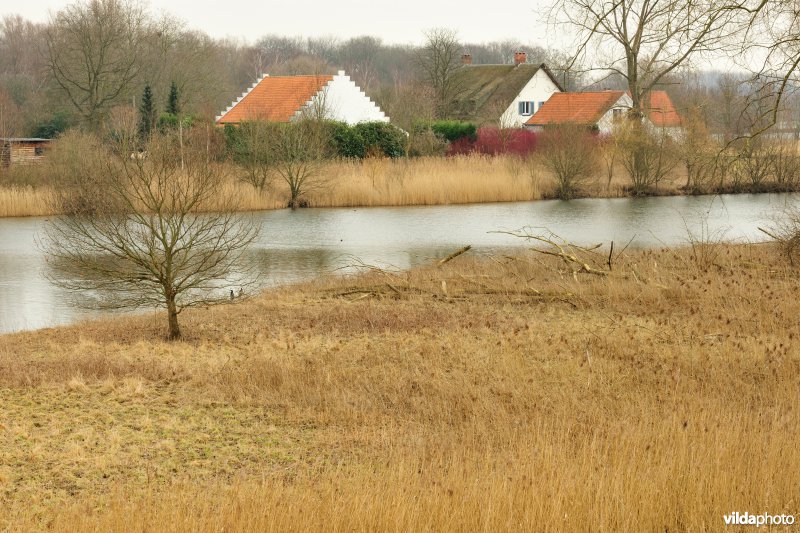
[448,127,538,157]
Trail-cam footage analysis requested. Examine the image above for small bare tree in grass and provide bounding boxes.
[536,125,599,200]
[266,119,331,209]
[43,131,258,340]
[616,120,677,195]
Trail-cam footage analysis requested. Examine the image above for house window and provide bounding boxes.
[519,101,533,116]
[612,108,624,121]
[34,146,44,156]
[538,101,545,110]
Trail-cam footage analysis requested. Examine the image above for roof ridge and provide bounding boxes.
[216,73,269,122]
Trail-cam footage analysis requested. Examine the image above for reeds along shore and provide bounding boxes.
[5,150,800,217]
[0,185,55,217]
[1,154,677,218]
[0,243,799,531]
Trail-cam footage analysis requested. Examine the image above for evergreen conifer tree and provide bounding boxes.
[138,84,156,140]
[167,82,180,116]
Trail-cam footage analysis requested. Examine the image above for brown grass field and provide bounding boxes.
[0,154,652,218]
[0,242,798,531]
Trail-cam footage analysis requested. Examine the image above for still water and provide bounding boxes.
[0,193,795,334]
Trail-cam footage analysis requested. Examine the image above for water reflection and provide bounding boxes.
[1,193,796,333]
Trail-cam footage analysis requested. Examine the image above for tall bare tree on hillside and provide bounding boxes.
[416,28,463,118]
[45,0,147,129]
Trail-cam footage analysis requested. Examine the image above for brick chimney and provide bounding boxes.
[514,51,527,65]
[462,53,472,65]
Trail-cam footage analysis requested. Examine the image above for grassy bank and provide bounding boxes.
[1,242,798,530]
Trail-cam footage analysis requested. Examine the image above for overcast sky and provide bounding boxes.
[5,0,557,46]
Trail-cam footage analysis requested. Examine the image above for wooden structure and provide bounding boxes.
[0,138,51,168]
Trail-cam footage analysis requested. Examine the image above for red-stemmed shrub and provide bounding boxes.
[445,127,538,157]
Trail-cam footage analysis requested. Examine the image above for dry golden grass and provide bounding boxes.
[187,155,690,210]
[0,186,55,217]
[1,155,682,217]
[0,243,799,531]
[307,154,546,207]
[209,155,552,212]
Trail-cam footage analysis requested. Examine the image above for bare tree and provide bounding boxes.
[265,119,332,209]
[616,120,678,194]
[45,0,148,129]
[537,125,600,199]
[677,108,718,192]
[0,15,48,105]
[43,131,258,340]
[733,2,800,138]
[375,78,436,132]
[416,28,463,118]
[233,120,274,191]
[232,119,331,207]
[338,36,382,94]
[549,0,754,118]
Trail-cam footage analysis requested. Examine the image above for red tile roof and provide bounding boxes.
[526,91,626,126]
[217,74,334,124]
[642,90,682,127]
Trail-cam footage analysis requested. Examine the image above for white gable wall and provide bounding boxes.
[596,93,633,134]
[295,71,389,124]
[501,69,562,127]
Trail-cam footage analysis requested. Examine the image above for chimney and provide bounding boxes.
[462,53,472,66]
[514,51,527,66]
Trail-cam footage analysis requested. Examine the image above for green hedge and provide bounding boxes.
[225,120,407,161]
[329,122,366,158]
[415,120,477,143]
[352,122,406,158]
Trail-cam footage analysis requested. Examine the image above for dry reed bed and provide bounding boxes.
[0,243,798,531]
[0,186,55,217]
[1,155,656,217]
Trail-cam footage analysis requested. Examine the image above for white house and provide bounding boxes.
[525,91,632,134]
[525,90,684,137]
[216,71,388,125]
[448,52,564,127]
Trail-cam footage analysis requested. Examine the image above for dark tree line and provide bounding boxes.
[2,0,800,141]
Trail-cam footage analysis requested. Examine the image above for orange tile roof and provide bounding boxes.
[217,74,334,124]
[642,90,682,127]
[526,91,626,126]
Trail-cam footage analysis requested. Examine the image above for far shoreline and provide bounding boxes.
[1,181,798,220]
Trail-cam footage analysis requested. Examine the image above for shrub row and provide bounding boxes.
[224,120,407,161]
[448,127,539,157]
[328,121,406,159]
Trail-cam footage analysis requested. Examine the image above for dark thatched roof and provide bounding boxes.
[447,63,564,124]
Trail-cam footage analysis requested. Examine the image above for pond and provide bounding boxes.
[0,193,795,334]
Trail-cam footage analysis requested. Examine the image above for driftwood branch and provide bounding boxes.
[437,245,472,266]
[758,226,780,241]
[493,229,609,276]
